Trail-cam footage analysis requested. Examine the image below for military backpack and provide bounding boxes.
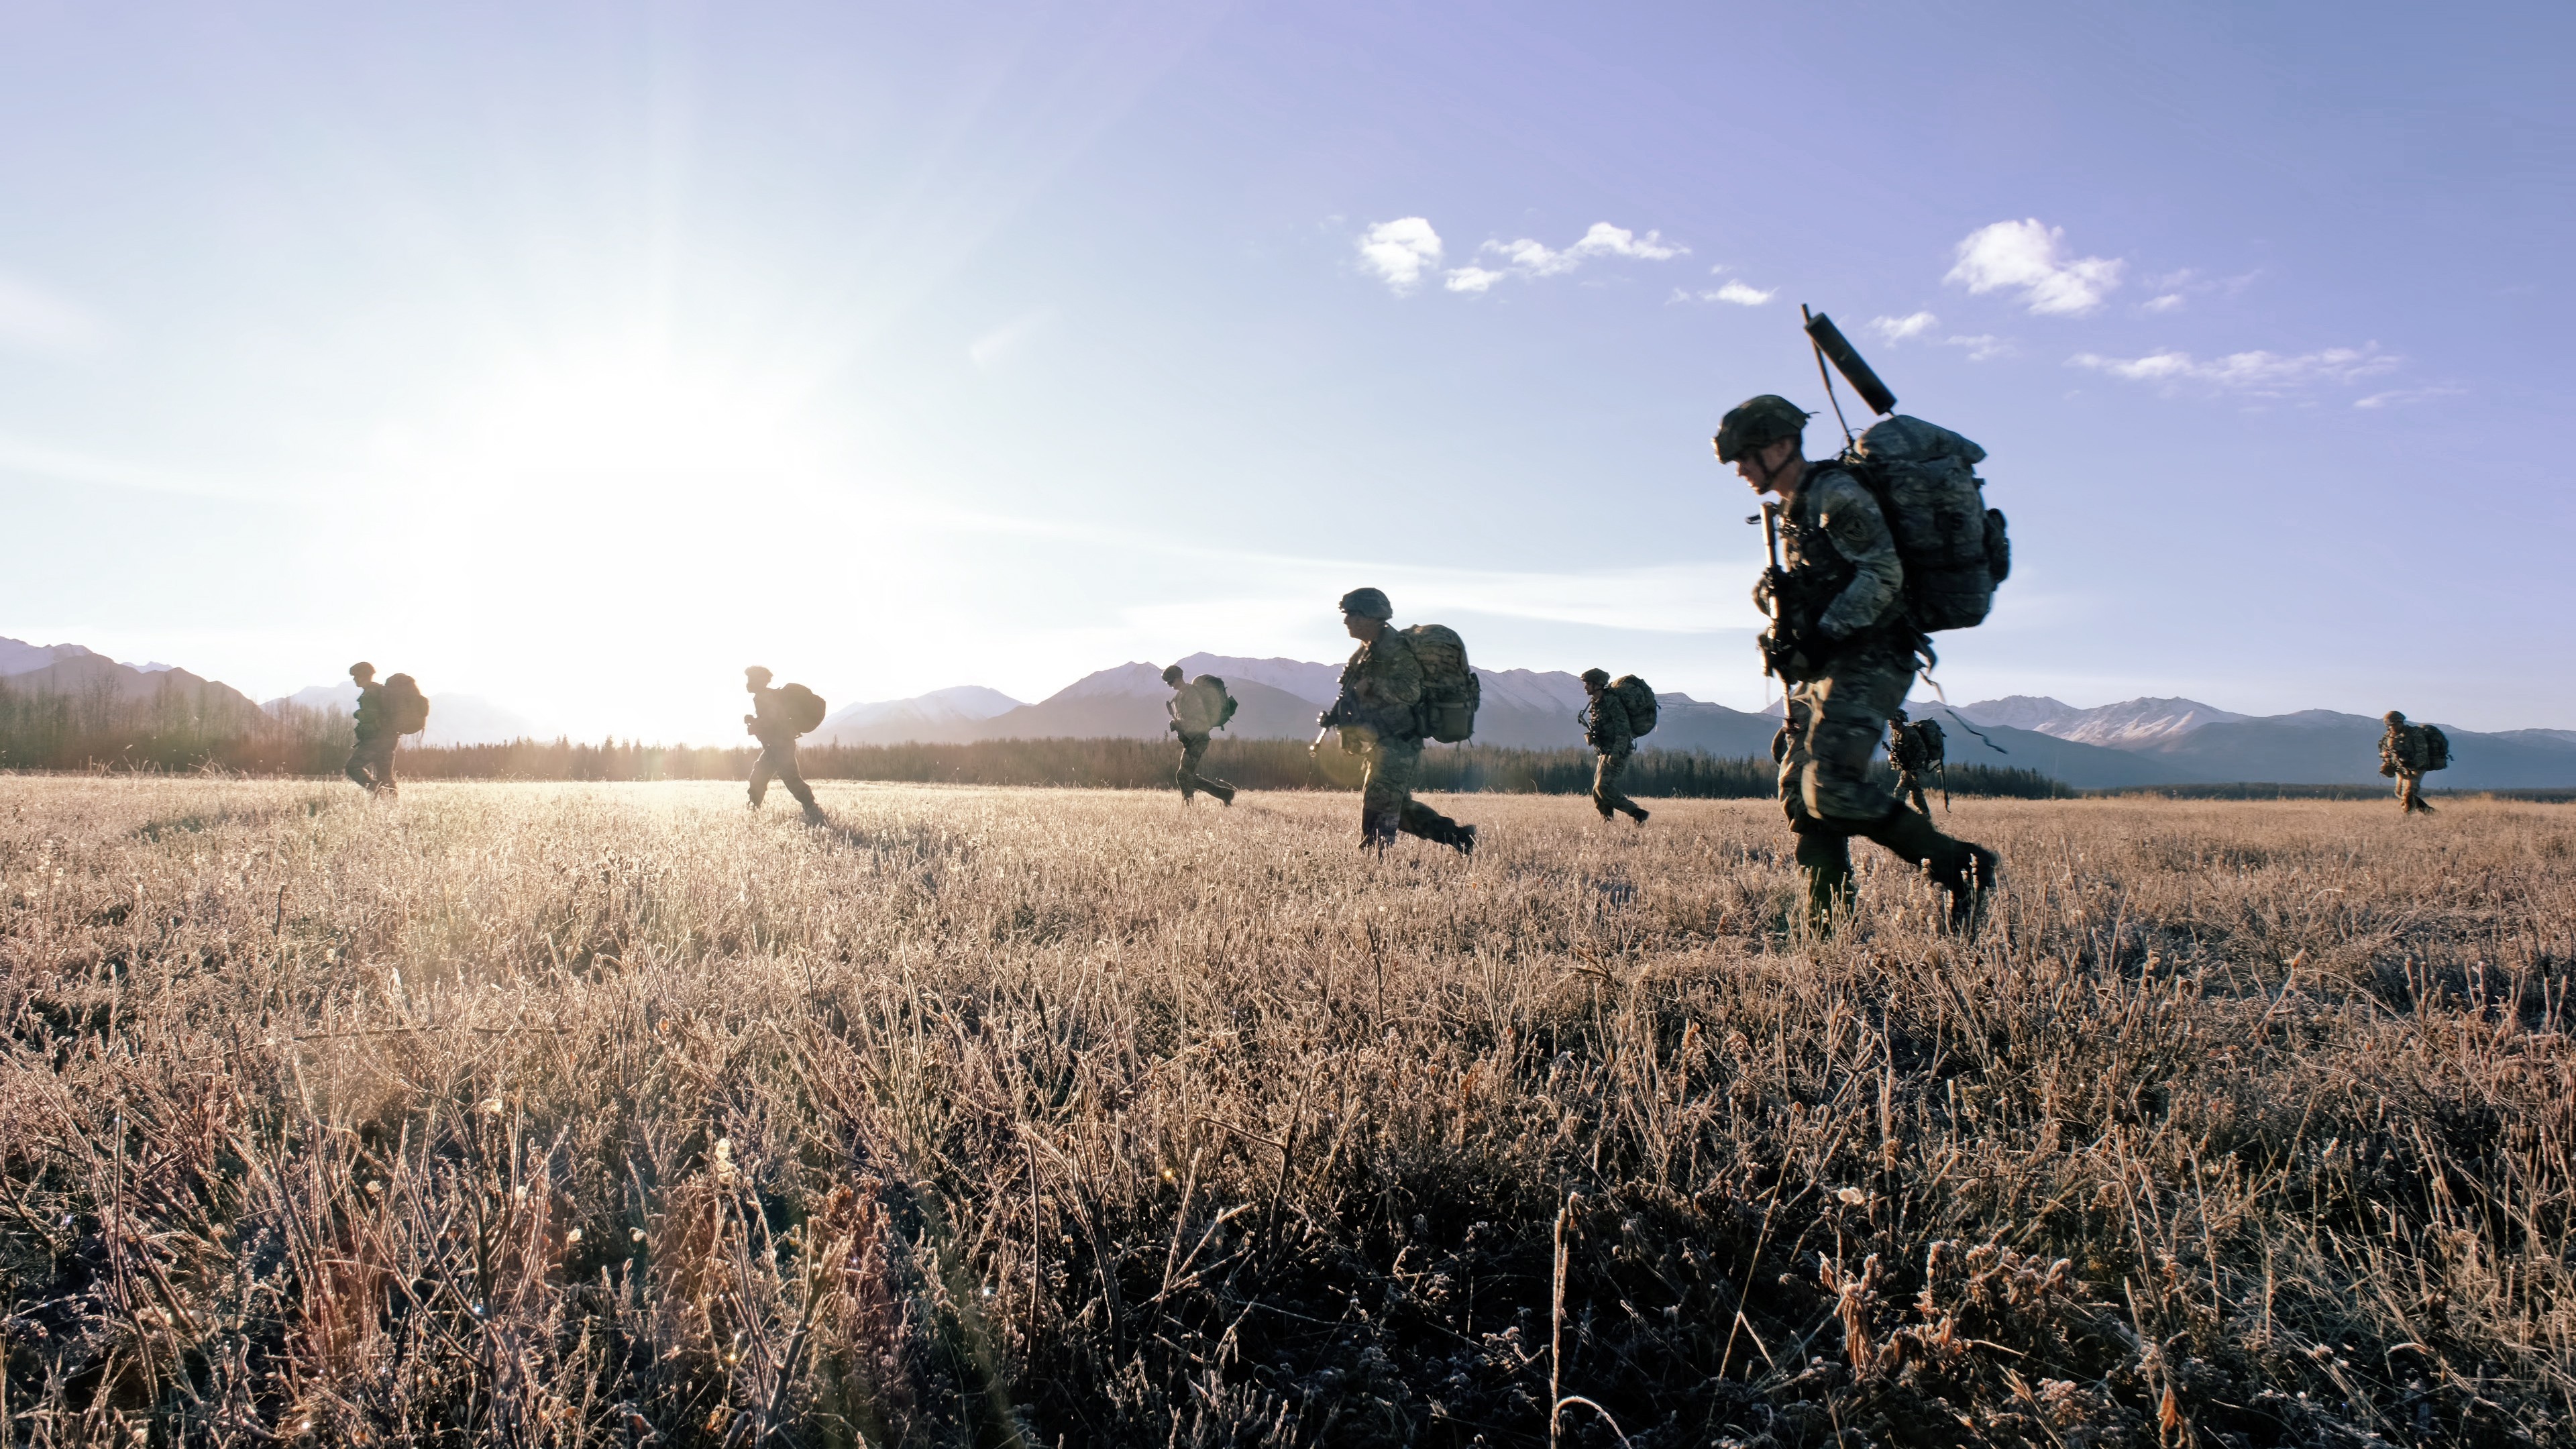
[1401,625,1481,743]
[780,683,828,736]
[1171,676,1236,734]
[381,674,431,736]
[1608,676,1658,738]
[1846,415,2012,633]
[2422,725,2450,771]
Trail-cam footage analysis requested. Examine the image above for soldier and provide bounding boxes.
[743,665,824,822]
[2380,710,2436,815]
[1717,394,1997,932]
[1579,668,1650,825]
[1886,711,1945,818]
[343,661,396,794]
[1317,588,1476,855]
[1163,664,1236,806]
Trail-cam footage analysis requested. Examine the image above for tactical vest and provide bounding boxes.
[1780,467,1909,645]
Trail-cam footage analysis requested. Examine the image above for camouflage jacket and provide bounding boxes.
[2381,723,2425,772]
[1585,690,1633,755]
[350,682,386,742]
[1168,678,1228,737]
[1337,629,1424,743]
[1782,464,1906,641]
[747,685,796,745]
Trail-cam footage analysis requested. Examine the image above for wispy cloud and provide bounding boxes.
[1673,278,1776,307]
[968,305,1059,368]
[2069,343,2398,393]
[1868,311,1940,341]
[1356,217,1444,292]
[0,270,107,354]
[1945,219,2124,316]
[2354,384,2465,410]
[1945,334,2010,361]
[2137,267,2257,315]
[1444,221,1686,292]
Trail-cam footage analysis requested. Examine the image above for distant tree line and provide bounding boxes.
[0,683,2072,798]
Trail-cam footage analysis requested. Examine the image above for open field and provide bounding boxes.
[3,779,2573,1446]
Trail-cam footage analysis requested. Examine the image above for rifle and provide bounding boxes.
[1755,500,1796,680]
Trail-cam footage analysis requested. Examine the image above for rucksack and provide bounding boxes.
[780,683,827,736]
[1401,625,1480,743]
[1173,676,1235,734]
[1847,415,2011,632]
[381,674,431,735]
[2422,725,2450,771]
[1608,675,1658,738]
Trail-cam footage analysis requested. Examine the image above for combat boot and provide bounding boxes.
[1792,825,1854,936]
[1627,806,1650,825]
[1859,807,1998,933]
[1452,822,1478,857]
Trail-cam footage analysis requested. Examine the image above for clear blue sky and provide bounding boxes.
[3,1,2568,741]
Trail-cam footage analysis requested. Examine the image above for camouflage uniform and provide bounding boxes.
[747,684,820,815]
[2379,712,2434,815]
[1582,680,1648,822]
[1336,628,1470,851]
[1887,714,1944,818]
[1167,676,1236,805]
[1720,399,1995,933]
[344,679,396,794]
[1772,465,1915,828]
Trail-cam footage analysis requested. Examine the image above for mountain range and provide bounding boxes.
[814,661,2576,790]
[1,637,534,747]
[11,633,2576,786]
[809,655,1792,759]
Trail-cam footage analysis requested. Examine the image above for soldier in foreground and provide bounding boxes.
[743,666,825,822]
[343,661,392,794]
[1163,664,1237,806]
[1719,394,1996,932]
[2379,710,2444,814]
[1579,669,1650,825]
[1316,588,1475,855]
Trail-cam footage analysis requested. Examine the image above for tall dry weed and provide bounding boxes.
[1,777,2571,1445]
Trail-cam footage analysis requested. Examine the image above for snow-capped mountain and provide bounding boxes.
[1955,695,2250,747]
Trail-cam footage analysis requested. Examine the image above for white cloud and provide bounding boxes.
[1869,311,1939,341]
[1674,280,1776,307]
[1356,217,1444,292]
[1944,219,2124,316]
[1443,221,1687,292]
[2069,343,2398,392]
[1945,334,2010,361]
[2354,385,2465,409]
[1566,222,1684,261]
[0,271,107,354]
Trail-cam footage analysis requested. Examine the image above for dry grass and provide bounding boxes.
[2,777,2571,1447]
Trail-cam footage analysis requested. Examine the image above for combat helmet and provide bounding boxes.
[1580,668,1610,688]
[1163,664,1185,686]
[745,665,773,686]
[2383,710,2407,724]
[1338,587,1394,621]
[1714,394,1813,463]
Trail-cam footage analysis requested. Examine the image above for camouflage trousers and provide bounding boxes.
[749,738,818,812]
[1592,749,1646,820]
[345,735,397,794]
[1175,733,1235,804]
[1894,767,1932,818]
[1777,645,1913,829]
[1360,738,1462,849]
[2394,768,2433,814]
